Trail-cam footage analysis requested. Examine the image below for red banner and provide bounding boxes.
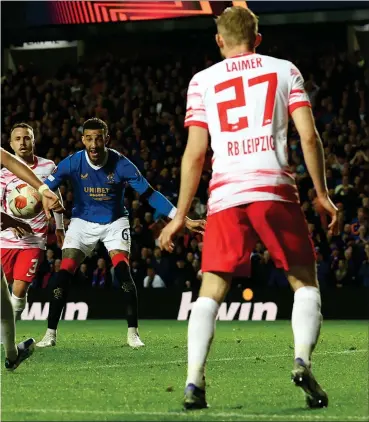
[49,1,247,24]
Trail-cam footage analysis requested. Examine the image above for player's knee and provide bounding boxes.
[286,265,318,292]
[199,271,232,304]
[12,280,29,298]
[60,258,79,274]
[112,254,136,292]
[111,252,129,267]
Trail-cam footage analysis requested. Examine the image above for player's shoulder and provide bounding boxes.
[64,150,83,166]
[108,148,131,165]
[35,156,56,169]
[53,151,82,173]
[70,150,84,161]
[108,148,125,160]
[107,149,138,177]
[258,54,304,82]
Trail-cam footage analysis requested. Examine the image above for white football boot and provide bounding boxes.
[36,329,57,348]
[127,328,145,348]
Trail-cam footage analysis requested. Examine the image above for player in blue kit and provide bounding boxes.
[37,118,205,348]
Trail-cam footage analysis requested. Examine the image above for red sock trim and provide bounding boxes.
[112,253,129,267]
[60,258,78,274]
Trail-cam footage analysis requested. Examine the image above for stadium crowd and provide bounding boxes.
[1,45,369,291]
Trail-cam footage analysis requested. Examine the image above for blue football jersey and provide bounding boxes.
[45,149,151,224]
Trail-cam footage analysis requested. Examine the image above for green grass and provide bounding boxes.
[1,320,368,421]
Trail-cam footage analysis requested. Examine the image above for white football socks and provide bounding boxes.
[11,293,26,322]
[186,297,219,389]
[1,274,18,361]
[292,286,322,367]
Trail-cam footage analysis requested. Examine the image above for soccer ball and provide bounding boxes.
[8,184,42,219]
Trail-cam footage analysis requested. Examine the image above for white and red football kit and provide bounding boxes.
[0,156,59,283]
[184,53,315,273]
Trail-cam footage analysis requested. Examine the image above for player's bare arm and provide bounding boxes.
[1,147,44,191]
[140,185,206,236]
[184,217,206,234]
[1,212,33,238]
[159,125,208,252]
[150,218,206,240]
[291,107,338,235]
[0,147,64,219]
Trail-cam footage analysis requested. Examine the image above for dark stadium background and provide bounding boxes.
[1,1,369,321]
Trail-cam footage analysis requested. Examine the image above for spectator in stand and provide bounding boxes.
[358,244,369,287]
[330,247,340,272]
[138,247,152,271]
[356,225,369,246]
[351,207,369,238]
[130,260,146,287]
[143,267,165,288]
[261,250,289,288]
[335,259,349,288]
[76,263,90,287]
[173,260,193,290]
[192,198,206,218]
[192,259,201,277]
[344,246,357,280]
[316,248,331,289]
[92,258,110,289]
[342,223,355,246]
[44,259,61,289]
[38,249,55,289]
[152,247,171,285]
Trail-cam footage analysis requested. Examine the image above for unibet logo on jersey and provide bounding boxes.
[21,302,88,321]
[177,289,278,321]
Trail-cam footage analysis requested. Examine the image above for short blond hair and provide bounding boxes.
[216,7,258,48]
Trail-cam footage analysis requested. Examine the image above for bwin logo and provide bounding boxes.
[21,302,88,321]
[177,289,278,321]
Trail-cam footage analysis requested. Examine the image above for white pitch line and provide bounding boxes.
[6,407,369,421]
[70,348,367,371]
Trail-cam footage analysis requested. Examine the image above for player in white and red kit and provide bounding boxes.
[0,123,64,322]
[159,7,337,410]
[1,146,64,370]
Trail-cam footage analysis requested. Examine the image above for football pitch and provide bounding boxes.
[1,320,368,421]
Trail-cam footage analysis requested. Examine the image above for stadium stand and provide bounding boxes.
[2,35,368,292]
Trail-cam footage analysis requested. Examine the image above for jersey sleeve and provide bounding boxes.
[119,157,176,220]
[288,64,312,115]
[44,157,71,190]
[184,74,208,130]
[118,157,149,194]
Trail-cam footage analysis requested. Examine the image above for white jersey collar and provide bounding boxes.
[84,149,108,170]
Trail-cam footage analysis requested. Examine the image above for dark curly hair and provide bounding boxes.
[83,118,109,135]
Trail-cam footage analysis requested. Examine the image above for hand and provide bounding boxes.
[184,217,206,235]
[42,190,65,219]
[149,219,168,239]
[313,193,339,236]
[55,229,65,248]
[1,212,33,238]
[159,216,186,252]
